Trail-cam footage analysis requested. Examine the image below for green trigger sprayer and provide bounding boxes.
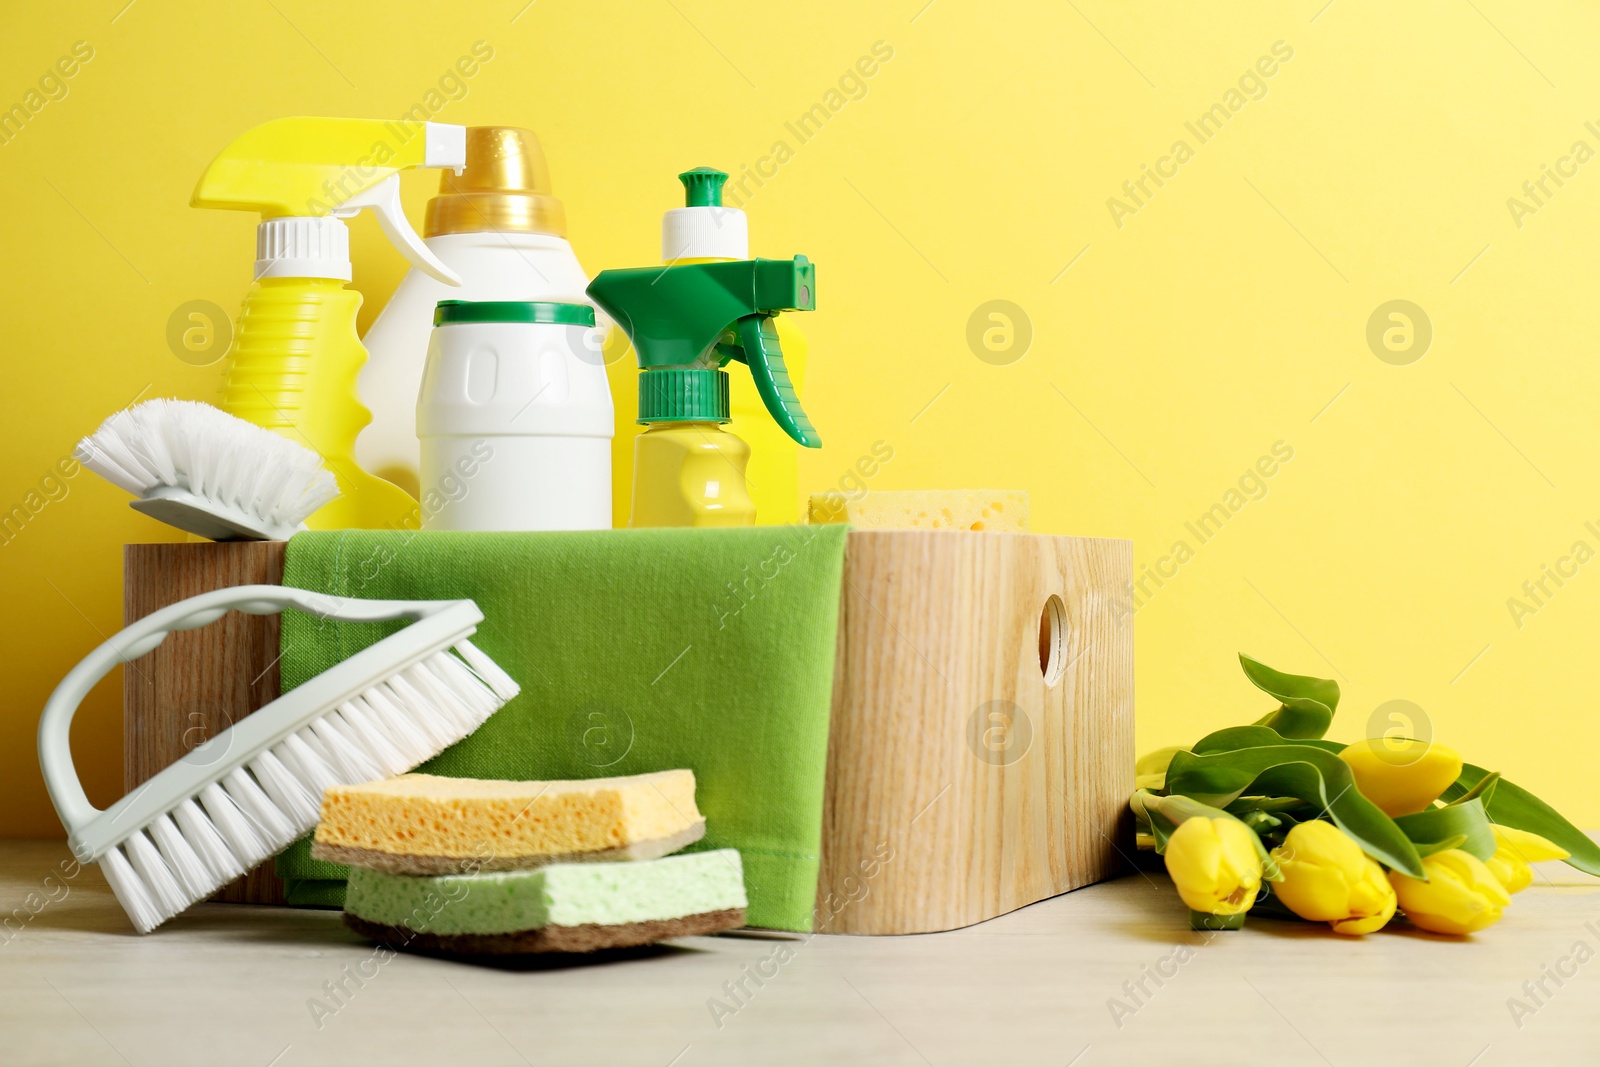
[587,249,819,527]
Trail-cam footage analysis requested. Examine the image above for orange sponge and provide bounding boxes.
[311,770,704,874]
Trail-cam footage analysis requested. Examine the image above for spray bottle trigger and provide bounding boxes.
[332,174,462,287]
[735,314,820,448]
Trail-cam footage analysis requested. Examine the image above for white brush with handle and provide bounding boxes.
[75,399,340,541]
[38,585,519,933]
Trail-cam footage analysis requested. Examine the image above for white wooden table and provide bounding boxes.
[1,840,1596,1066]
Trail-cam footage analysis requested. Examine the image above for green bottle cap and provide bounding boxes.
[638,368,730,424]
[679,167,727,208]
[433,300,595,327]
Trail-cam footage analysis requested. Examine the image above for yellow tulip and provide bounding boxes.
[1338,738,1463,816]
[1269,820,1397,935]
[1484,825,1569,894]
[1389,849,1511,935]
[1164,817,1262,917]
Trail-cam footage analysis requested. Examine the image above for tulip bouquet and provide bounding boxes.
[1131,655,1599,935]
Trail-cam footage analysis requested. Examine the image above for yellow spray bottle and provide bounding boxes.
[191,117,466,530]
[603,168,808,525]
[587,251,819,528]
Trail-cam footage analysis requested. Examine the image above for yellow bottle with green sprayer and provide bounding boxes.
[603,168,810,525]
[191,117,466,530]
[587,194,819,527]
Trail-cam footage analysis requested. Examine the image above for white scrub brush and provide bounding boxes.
[38,585,519,933]
[75,398,340,541]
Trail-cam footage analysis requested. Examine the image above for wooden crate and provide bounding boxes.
[817,531,1132,933]
[124,531,1132,933]
[124,542,287,905]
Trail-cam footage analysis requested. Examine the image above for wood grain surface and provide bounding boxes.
[124,541,287,905]
[816,531,1134,933]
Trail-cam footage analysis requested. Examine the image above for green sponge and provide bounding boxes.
[343,849,748,954]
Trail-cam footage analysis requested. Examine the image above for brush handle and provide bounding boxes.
[38,584,471,835]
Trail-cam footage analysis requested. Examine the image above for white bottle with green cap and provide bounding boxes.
[417,299,612,531]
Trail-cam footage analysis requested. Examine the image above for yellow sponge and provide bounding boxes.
[311,770,705,874]
[807,489,1028,531]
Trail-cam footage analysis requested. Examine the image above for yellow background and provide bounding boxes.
[5,0,1599,835]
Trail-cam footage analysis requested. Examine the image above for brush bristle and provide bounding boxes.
[96,639,517,934]
[75,398,339,530]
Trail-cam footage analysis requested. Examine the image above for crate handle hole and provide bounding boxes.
[1039,594,1067,686]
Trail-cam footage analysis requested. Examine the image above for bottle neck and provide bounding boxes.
[254,216,351,282]
[643,420,727,432]
[253,276,348,290]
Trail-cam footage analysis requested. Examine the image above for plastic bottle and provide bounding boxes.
[604,168,807,526]
[360,126,597,498]
[630,399,756,526]
[417,300,612,531]
[587,249,820,528]
[191,117,467,530]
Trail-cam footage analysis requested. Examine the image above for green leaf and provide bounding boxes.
[1394,797,1496,862]
[1251,702,1334,741]
[1193,725,1345,756]
[1239,654,1339,739]
[1239,653,1342,711]
[1165,746,1425,877]
[1456,771,1500,809]
[1440,764,1600,876]
[1238,810,1283,835]
[1413,834,1468,858]
[1222,796,1313,851]
[1223,795,1316,816]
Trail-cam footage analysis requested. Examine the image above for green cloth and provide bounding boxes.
[273,526,847,932]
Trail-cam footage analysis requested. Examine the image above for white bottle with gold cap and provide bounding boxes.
[358,126,599,498]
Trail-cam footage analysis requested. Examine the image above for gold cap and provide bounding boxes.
[424,126,567,238]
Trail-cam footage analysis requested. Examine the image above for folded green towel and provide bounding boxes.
[274,526,847,932]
